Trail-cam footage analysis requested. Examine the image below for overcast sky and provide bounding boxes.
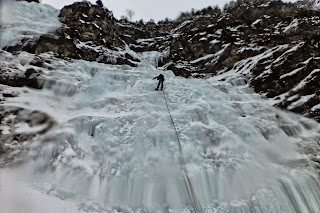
[41,0,297,21]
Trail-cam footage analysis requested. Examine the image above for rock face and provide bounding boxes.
[0,105,55,166]
[151,0,320,122]
[0,67,42,89]
[58,1,122,48]
[2,0,320,122]
[8,1,140,66]
[297,0,320,10]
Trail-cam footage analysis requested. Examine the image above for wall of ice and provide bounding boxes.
[0,0,61,49]
[1,1,320,212]
[2,51,319,212]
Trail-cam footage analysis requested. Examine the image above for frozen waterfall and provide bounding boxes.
[1,50,320,213]
[1,1,320,212]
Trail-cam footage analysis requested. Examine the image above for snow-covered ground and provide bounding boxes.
[1,1,320,213]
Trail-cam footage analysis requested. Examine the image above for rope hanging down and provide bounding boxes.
[138,56,202,212]
[162,90,202,213]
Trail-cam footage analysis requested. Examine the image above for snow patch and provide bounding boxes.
[171,20,191,33]
[272,42,304,67]
[287,94,315,110]
[191,54,215,64]
[251,19,262,27]
[191,44,230,64]
[292,69,320,92]
[234,45,288,77]
[93,23,102,30]
[210,39,220,45]
[283,19,298,33]
[280,67,304,79]
[311,104,320,111]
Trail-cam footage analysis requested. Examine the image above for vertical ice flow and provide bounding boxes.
[11,51,320,213]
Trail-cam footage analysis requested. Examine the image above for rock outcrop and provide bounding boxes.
[0,105,55,166]
[58,1,122,48]
[34,1,140,66]
[152,0,320,122]
[2,0,320,122]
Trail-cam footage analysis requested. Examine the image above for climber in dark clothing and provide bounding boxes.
[153,74,165,91]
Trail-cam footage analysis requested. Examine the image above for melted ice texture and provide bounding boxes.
[1,1,320,213]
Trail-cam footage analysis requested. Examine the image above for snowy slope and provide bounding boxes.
[1,1,320,213]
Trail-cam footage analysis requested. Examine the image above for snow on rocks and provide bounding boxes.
[283,18,299,33]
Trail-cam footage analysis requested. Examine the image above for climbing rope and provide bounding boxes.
[138,55,202,212]
[162,90,202,213]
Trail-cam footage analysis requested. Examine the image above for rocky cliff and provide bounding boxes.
[2,0,320,122]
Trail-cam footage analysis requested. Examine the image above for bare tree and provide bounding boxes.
[125,9,135,21]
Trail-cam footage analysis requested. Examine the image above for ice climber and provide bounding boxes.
[153,74,165,91]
